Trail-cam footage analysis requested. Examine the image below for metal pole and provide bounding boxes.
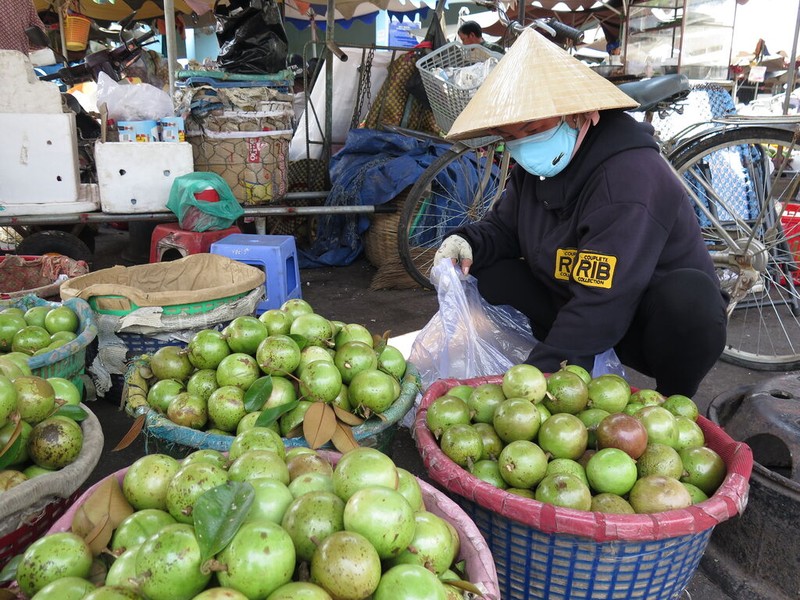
[324,0,335,167]
[58,6,67,58]
[164,0,178,97]
[782,0,800,115]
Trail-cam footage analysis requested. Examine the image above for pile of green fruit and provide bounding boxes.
[0,304,81,358]
[128,299,409,453]
[6,436,485,600]
[425,363,727,514]
[0,354,87,491]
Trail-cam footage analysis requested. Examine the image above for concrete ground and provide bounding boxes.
[82,224,797,599]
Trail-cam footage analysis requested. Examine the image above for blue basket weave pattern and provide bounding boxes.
[454,495,711,600]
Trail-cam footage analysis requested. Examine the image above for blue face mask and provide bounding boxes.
[506,121,579,178]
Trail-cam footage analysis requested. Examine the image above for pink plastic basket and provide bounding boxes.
[414,376,753,600]
[49,455,501,600]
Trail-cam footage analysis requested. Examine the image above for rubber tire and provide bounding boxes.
[397,141,508,289]
[16,230,93,264]
[669,125,800,370]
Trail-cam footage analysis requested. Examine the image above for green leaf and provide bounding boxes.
[53,405,88,421]
[446,579,485,597]
[244,376,273,412]
[0,554,21,583]
[193,481,255,562]
[289,334,308,350]
[0,435,22,470]
[255,400,300,429]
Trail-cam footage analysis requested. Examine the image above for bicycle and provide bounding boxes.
[394,8,800,370]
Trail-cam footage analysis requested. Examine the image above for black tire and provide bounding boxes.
[669,125,800,370]
[16,230,93,264]
[397,141,509,289]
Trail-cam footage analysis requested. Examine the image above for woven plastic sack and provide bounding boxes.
[166,172,244,232]
[0,403,104,538]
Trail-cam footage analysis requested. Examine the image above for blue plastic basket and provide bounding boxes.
[415,376,753,600]
[126,360,421,459]
[0,295,97,393]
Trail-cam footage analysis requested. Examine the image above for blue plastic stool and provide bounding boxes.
[210,234,301,314]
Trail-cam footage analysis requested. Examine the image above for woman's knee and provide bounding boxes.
[646,269,726,325]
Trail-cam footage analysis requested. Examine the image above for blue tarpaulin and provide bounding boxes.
[300,128,454,268]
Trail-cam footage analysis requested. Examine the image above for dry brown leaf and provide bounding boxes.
[113,413,145,451]
[333,406,365,426]
[71,477,135,555]
[0,590,17,600]
[303,402,337,449]
[331,422,359,453]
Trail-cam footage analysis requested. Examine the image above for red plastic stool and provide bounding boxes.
[149,223,242,263]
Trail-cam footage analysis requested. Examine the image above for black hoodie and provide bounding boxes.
[453,110,723,372]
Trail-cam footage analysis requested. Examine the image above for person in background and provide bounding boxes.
[457,21,504,54]
[433,29,728,397]
[0,0,47,54]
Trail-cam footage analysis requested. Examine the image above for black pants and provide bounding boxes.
[472,259,728,397]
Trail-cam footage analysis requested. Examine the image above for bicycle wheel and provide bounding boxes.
[398,141,509,288]
[670,125,800,370]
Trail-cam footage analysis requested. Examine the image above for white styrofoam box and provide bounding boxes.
[0,113,80,204]
[95,142,194,213]
[0,184,100,216]
[0,50,62,114]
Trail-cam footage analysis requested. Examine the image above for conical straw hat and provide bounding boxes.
[446,28,638,141]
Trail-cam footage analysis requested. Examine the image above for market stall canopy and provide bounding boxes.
[283,0,440,29]
[34,0,215,20]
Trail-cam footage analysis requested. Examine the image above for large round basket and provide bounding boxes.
[0,403,104,570]
[125,361,420,458]
[414,376,754,600]
[0,295,98,393]
[46,453,500,600]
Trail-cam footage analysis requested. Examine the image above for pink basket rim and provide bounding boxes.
[414,376,754,543]
[50,456,501,600]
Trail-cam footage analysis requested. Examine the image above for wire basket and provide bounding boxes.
[415,43,503,147]
[414,376,754,600]
[124,357,421,459]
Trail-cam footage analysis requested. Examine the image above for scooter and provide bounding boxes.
[24,14,158,184]
[26,13,157,86]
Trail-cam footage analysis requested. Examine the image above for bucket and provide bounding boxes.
[118,120,159,143]
[159,116,186,143]
[64,14,91,52]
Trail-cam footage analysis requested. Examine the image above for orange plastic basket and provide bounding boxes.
[65,14,91,52]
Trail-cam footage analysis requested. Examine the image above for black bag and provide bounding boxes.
[406,16,447,110]
[216,0,288,75]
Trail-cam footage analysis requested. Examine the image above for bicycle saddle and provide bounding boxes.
[617,74,691,113]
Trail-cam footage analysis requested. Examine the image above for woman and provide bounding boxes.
[433,29,727,396]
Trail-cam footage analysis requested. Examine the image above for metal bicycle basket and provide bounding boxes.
[415,42,503,147]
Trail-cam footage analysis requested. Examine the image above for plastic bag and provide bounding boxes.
[166,172,245,232]
[409,261,625,391]
[96,72,173,121]
[216,0,288,75]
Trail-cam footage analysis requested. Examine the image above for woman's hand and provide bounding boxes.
[433,235,473,275]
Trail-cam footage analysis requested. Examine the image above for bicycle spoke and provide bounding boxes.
[671,125,800,370]
[399,143,508,288]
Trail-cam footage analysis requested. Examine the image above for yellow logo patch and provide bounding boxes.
[555,249,576,281]
[554,249,616,288]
